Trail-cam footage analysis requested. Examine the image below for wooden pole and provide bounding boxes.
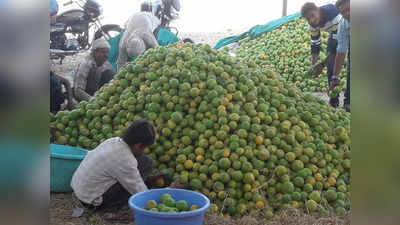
[282,0,288,17]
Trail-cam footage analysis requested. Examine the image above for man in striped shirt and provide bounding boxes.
[301,2,342,107]
[332,0,350,112]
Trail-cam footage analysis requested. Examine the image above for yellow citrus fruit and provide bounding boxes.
[223,149,230,157]
[256,200,264,209]
[184,160,194,169]
[328,177,336,186]
[211,173,220,181]
[255,136,263,145]
[218,105,226,111]
[210,203,218,213]
[306,177,316,185]
[196,155,204,162]
[314,173,323,181]
[190,205,199,211]
[291,201,299,208]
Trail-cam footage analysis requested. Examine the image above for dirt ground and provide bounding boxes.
[50,192,350,225]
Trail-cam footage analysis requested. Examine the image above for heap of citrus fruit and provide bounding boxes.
[50,42,350,218]
[235,18,347,92]
[142,193,199,213]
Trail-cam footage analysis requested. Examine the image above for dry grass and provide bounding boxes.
[204,208,350,225]
[50,193,350,225]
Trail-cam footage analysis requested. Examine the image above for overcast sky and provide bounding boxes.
[58,0,336,32]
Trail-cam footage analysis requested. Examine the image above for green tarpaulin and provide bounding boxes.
[213,12,301,50]
[157,28,180,47]
[107,30,124,72]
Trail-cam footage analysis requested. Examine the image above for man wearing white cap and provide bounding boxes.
[74,38,115,102]
[116,11,160,71]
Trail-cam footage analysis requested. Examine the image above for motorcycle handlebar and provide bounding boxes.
[63,1,73,6]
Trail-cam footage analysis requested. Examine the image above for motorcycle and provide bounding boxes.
[50,0,122,64]
[141,0,180,36]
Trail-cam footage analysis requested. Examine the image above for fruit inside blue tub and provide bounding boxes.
[142,193,199,213]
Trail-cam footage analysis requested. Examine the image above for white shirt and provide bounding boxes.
[117,12,160,71]
[71,137,148,206]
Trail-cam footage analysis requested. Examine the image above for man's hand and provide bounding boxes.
[168,180,187,189]
[145,171,168,183]
[329,77,340,91]
[312,62,325,77]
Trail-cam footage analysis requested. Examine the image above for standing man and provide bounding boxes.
[73,38,115,102]
[301,2,342,107]
[332,0,350,112]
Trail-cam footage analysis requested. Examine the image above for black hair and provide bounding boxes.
[122,119,156,146]
[301,2,318,18]
[336,0,349,8]
[183,38,194,43]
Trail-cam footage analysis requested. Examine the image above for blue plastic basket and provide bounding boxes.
[50,144,88,192]
[129,188,210,225]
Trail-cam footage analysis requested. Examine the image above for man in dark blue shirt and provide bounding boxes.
[301,2,342,107]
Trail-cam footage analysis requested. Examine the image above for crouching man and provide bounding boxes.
[71,119,184,221]
[71,119,156,211]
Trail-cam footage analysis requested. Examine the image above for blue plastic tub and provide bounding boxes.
[50,144,88,192]
[129,188,210,225]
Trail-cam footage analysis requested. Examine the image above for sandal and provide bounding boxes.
[103,214,134,223]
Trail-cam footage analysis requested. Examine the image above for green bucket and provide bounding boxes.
[50,144,88,192]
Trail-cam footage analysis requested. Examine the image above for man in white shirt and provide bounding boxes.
[116,12,160,71]
[71,119,160,213]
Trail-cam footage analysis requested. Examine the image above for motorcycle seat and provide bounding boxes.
[51,23,66,33]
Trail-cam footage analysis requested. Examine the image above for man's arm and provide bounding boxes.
[311,53,319,66]
[312,52,336,77]
[57,75,74,110]
[330,52,345,90]
[321,52,336,67]
[110,158,148,195]
[73,62,92,102]
[310,28,321,65]
[117,43,128,72]
[99,62,116,87]
[333,53,346,78]
[331,19,349,88]
[140,28,159,49]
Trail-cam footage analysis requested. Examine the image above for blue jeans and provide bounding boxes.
[326,32,339,106]
[344,49,350,106]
